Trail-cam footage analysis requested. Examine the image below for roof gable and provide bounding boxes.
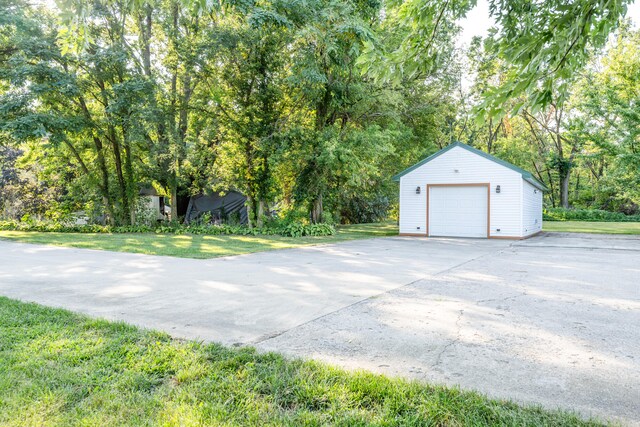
[392,141,547,191]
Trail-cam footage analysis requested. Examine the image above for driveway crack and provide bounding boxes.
[432,309,464,368]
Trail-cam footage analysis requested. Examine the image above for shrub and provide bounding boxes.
[339,194,390,224]
[0,219,336,237]
[275,222,335,237]
[543,208,640,222]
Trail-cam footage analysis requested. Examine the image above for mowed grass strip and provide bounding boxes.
[543,221,640,235]
[0,222,399,259]
[0,297,604,426]
[2,220,637,259]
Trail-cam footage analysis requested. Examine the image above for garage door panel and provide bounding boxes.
[428,186,488,238]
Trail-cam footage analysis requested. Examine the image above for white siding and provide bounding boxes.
[522,180,543,236]
[142,195,164,221]
[399,175,426,235]
[399,146,523,237]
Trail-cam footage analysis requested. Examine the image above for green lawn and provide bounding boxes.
[0,222,399,259]
[2,221,636,259]
[543,221,640,235]
[0,297,604,426]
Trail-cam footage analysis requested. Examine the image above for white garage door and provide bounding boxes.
[428,185,488,238]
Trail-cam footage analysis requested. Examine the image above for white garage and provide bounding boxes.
[393,141,546,239]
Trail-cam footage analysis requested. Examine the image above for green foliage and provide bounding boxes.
[1,0,638,227]
[569,22,640,212]
[133,198,160,227]
[543,208,640,222]
[357,0,464,85]
[0,146,61,220]
[363,0,630,116]
[458,24,640,212]
[340,193,390,224]
[0,219,336,237]
[0,220,112,233]
[278,221,335,237]
[474,0,631,118]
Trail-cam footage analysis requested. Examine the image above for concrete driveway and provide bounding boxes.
[0,233,638,424]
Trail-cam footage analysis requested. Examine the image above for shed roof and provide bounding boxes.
[392,141,547,191]
[139,187,160,196]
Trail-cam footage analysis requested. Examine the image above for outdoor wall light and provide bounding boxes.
[496,185,501,193]
[416,186,421,194]
[534,189,538,194]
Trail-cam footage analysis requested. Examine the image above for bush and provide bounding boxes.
[339,194,390,224]
[277,222,335,237]
[134,197,159,227]
[543,208,640,222]
[0,219,336,237]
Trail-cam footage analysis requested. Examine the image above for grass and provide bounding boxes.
[0,297,604,426]
[0,222,399,259]
[2,220,636,259]
[543,221,640,235]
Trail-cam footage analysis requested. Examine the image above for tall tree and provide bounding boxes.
[290,0,375,223]
[201,6,294,227]
[571,23,640,211]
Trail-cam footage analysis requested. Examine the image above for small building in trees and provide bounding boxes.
[139,187,167,221]
[184,191,248,225]
[394,141,545,239]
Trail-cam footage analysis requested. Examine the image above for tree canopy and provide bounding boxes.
[1,0,638,225]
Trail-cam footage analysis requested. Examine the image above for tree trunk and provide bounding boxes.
[109,127,129,225]
[77,95,114,223]
[246,195,254,229]
[167,0,180,223]
[311,193,323,224]
[101,196,114,225]
[94,140,114,224]
[98,72,129,225]
[560,171,570,209]
[121,124,136,225]
[257,199,266,228]
[554,105,570,209]
[171,182,178,222]
[487,118,494,154]
[140,6,152,77]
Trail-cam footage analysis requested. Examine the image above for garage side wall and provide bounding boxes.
[399,146,523,237]
[522,180,543,236]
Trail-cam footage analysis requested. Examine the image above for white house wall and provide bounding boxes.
[522,180,543,236]
[399,146,523,237]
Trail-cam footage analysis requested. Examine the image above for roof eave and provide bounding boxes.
[524,176,548,192]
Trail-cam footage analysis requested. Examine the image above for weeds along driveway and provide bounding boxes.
[1,233,638,424]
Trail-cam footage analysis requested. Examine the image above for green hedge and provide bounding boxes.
[0,220,335,238]
[543,208,640,222]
